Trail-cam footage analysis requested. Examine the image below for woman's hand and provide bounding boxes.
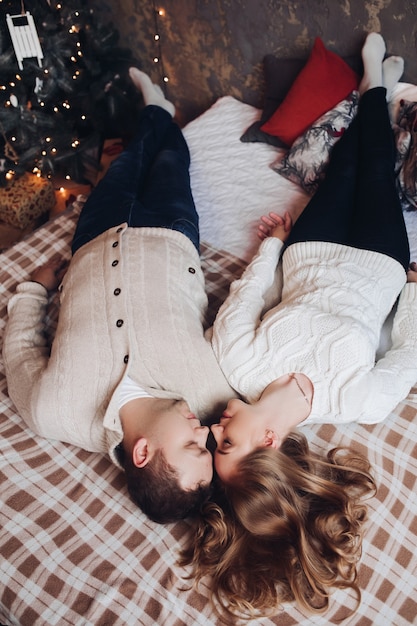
[407,261,417,283]
[31,256,68,291]
[257,211,293,243]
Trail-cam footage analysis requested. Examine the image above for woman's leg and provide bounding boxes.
[348,78,410,270]
[71,70,176,254]
[285,115,359,246]
[286,33,400,251]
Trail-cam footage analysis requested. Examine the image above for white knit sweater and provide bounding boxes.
[3,224,235,466]
[212,237,417,424]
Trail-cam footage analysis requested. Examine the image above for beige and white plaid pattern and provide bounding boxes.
[1,207,417,625]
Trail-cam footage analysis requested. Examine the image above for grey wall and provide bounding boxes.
[92,0,417,125]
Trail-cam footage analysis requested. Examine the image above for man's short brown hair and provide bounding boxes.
[122,447,211,523]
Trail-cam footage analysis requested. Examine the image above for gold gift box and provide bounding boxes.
[0,173,56,229]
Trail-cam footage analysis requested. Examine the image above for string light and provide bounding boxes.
[152,2,169,90]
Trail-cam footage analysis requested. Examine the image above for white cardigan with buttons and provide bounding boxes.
[3,225,235,467]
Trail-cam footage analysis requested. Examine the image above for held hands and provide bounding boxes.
[407,261,417,283]
[31,255,68,291]
[257,211,293,243]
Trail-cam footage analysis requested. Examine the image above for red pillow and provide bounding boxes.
[260,38,359,146]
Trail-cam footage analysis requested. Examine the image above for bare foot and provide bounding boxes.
[129,68,175,117]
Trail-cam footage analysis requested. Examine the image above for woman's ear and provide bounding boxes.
[262,429,280,449]
[132,437,152,468]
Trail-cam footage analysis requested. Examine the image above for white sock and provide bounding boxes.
[358,32,386,94]
[129,68,175,117]
[382,56,404,101]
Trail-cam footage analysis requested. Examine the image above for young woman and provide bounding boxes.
[180,33,415,618]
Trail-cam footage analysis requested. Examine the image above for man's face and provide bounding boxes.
[153,400,213,489]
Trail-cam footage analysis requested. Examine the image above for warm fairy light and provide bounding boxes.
[6,171,14,180]
[65,175,71,180]
[152,3,170,88]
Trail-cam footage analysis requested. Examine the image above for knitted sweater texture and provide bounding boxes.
[3,224,235,466]
[212,237,417,424]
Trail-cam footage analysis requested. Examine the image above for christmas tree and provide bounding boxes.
[0,0,140,186]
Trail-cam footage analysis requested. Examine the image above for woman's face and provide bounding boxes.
[211,374,311,482]
[211,398,267,482]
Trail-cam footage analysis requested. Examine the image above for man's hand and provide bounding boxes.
[407,261,417,284]
[31,256,68,291]
[257,211,293,243]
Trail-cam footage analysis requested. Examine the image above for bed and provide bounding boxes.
[1,74,417,625]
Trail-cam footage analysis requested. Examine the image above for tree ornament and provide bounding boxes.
[6,9,44,70]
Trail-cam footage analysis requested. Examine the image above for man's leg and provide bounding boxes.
[72,70,176,254]
[136,123,199,251]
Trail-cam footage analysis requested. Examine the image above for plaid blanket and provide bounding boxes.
[1,205,417,625]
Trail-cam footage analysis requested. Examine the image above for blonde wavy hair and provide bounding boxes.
[179,431,376,620]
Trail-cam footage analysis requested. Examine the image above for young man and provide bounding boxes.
[3,69,235,524]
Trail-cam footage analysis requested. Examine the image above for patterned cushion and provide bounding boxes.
[271,91,359,194]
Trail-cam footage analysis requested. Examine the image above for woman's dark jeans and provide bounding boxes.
[287,87,410,271]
